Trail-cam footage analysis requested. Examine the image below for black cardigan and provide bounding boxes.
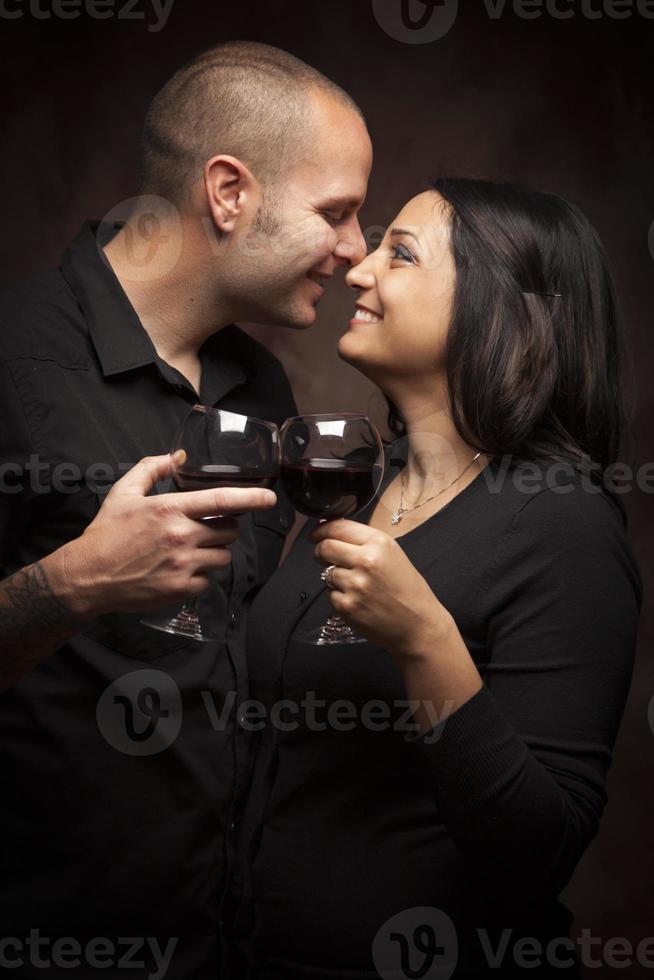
[226,444,643,979]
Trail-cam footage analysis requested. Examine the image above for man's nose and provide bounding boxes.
[334,218,368,267]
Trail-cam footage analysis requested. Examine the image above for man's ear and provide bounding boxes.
[203,154,259,233]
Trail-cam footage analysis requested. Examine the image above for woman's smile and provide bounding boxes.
[349,302,383,326]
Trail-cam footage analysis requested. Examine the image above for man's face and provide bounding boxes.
[229,94,373,329]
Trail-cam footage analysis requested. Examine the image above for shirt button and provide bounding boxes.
[279,516,290,529]
[230,609,239,627]
[299,592,310,604]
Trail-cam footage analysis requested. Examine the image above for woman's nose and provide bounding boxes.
[345,254,376,290]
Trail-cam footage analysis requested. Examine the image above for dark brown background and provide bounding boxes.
[1,0,652,971]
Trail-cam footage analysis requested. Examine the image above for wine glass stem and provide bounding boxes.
[176,596,200,625]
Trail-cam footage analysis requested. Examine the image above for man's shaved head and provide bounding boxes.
[139,40,366,205]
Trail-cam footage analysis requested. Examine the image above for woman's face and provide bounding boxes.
[339,191,456,390]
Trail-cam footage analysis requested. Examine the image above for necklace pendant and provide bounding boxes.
[391,509,404,527]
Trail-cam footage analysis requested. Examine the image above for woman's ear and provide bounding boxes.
[203,155,259,234]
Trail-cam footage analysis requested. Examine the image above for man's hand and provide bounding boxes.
[0,452,276,690]
[49,452,277,621]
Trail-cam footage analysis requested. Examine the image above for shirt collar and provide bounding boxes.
[61,221,159,377]
[60,221,246,403]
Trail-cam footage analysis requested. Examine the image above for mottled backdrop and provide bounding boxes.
[1,0,652,972]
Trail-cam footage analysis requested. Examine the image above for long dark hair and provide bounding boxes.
[388,177,633,484]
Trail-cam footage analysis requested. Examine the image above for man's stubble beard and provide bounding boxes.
[247,192,317,328]
[252,187,283,238]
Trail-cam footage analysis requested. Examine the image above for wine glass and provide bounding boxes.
[142,406,280,643]
[279,413,384,645]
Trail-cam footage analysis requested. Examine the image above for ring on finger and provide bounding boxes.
[320,564,338,590]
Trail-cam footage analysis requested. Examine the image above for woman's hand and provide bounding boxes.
[310,520,452,660]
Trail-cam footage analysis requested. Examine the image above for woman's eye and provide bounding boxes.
[391,243,415,263]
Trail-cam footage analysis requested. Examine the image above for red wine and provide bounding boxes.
[281,458,381,519]
[174,464,277,492]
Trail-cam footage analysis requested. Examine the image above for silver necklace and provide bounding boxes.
[391,451,482,527]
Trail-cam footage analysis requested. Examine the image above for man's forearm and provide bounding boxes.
[0,550,85,691]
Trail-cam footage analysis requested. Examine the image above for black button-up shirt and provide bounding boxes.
[0,222,296,979]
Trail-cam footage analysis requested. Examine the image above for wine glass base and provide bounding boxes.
[140,613,220,643]
[301,617,368,646]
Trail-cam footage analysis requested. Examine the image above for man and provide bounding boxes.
[0,41,371,978]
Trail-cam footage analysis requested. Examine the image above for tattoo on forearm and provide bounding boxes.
[0,562,74,686]
[4,562,68,627]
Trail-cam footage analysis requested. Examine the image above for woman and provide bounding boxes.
[225,178,643,979]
